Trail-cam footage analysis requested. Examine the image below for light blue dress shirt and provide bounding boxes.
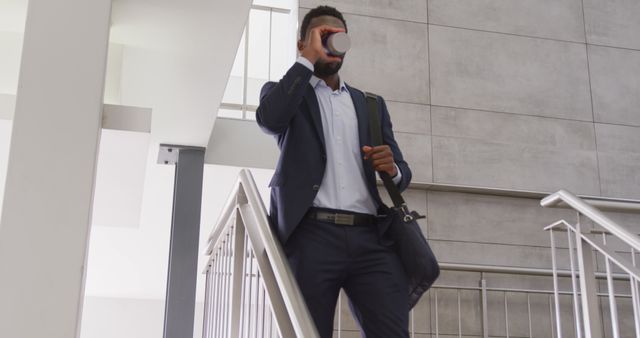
[297,57,402,215]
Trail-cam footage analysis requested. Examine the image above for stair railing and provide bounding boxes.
[542,189,640,338]
[201,169,319,338]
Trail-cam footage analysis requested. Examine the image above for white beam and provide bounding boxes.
[0,1,111,338]
[0,94,151,133]
[204,118,278,169]
[102,104,152,133]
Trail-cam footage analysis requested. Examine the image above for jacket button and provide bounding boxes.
[312,185,320,191]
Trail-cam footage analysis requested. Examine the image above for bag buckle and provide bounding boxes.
[334,213,355,225]
[400,204,426,223]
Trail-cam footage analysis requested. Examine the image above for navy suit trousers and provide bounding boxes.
[284,215,409,338]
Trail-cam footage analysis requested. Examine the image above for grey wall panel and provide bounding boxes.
[598,152,640,200]
[430,106,599,194]
[595,123,640,153]
[428,271,482,335]
[429,25,593,121]
[486,273,578,337]
[426,191,575,248]
[589,45,640,127]
[395,132,432,183]
[429,272,576,338]
[337,14,430,104]
[601,297,636,338]
[485,291,575,338]
[429,240,572,270]
[386,101,431,135]
[584,0,640,50]
[411,292,432,334]
[430,288,483,335]
[431,136,600,195]
[593,208,640,254]
[596,123,640,199]
[431,106,597,151]
[428,0,585,42]
[300,0,428,23]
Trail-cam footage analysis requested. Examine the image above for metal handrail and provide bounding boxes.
[401,182,640,213]
[545,220,640,279]
[203,169,319,337]
[541,189,640,252]
[439,262,631,280]
[542,190,640,338]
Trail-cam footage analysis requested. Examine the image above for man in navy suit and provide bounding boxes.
[256,6,412,338]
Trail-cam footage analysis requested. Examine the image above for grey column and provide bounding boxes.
[159,144,206,338]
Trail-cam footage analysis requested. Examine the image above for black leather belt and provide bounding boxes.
[305,208,376,226]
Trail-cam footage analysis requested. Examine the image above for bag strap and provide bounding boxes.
[365,91,406,208]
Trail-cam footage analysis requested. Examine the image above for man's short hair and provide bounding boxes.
[300,6,348,41]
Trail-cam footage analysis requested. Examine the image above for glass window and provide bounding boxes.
[217,108,244,119]
[221,32,246,105]
[218,3,297,120]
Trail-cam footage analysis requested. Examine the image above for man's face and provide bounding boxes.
[301,15,346,77]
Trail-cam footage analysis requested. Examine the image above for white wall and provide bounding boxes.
[80,162,273,338]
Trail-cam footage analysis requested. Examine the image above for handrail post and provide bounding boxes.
[229,210,246,338]
[575,214,603,338]
[549,229,563,338]
[480,275,489,338]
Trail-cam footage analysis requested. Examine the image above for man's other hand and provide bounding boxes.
[362,145,398,177]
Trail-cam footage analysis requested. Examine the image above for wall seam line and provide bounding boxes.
[580,0,604,196]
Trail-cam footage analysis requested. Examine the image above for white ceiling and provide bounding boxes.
[107,0,252,147]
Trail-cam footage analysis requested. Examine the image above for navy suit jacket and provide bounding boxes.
[256,62,412,244]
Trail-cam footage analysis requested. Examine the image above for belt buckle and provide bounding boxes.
[334,213,355,226]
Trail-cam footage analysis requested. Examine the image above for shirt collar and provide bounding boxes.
[309,75,348,92]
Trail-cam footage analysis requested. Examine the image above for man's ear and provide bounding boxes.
[297,40,304,53]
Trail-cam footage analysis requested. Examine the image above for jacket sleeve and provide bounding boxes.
[379,96,412,192]
[256,62,314,135]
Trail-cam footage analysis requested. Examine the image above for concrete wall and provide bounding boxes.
[299,1,640,337]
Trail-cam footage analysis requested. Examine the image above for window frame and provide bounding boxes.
[219,4,292,120]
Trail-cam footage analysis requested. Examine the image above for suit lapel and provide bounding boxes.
[348,85,377,190]
[303,84,326,149]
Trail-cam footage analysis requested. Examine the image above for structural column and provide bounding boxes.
[159,145,206,338]
[0,1,111,337]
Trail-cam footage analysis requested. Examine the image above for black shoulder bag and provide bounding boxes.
[365,92,440,309]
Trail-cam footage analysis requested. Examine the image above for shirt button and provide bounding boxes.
[312,185,320,191]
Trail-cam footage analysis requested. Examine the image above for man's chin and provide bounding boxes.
[314,62,343,77]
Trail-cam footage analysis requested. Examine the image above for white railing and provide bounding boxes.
[328,262,633,338]
[202,169,319,338]
[542,189,640,338]
[201,174,640,338]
